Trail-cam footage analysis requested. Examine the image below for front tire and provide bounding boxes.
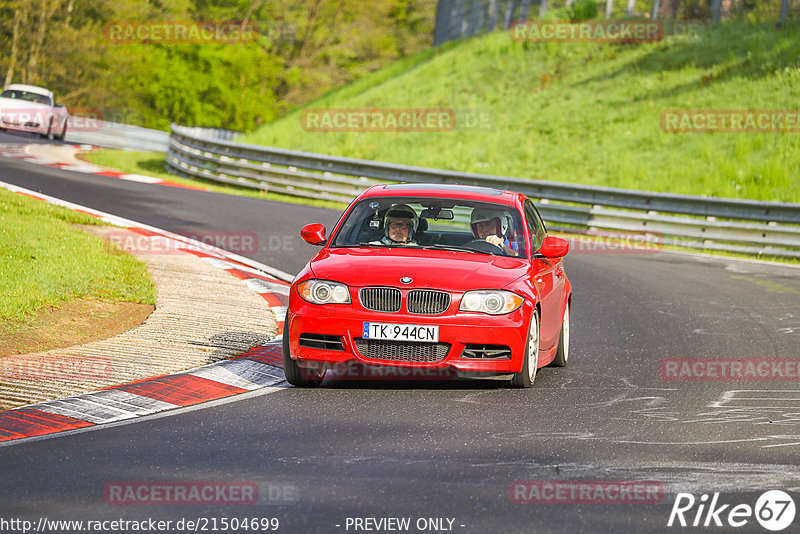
[41,120,54,140]
[511,309,539,388]
[550,302,570,367]
[282,318,324,387]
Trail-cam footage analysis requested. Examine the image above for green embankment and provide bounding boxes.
[238,20,800,203]
[0,188,156,323]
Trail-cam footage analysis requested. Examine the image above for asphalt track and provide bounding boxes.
[1,132,799,533]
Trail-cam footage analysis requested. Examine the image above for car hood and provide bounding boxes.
[309,248,529,291]
[0,98,49,110]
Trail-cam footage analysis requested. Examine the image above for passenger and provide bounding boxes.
[470,208,519,256]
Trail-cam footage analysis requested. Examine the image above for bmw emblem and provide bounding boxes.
[400,276,413,284]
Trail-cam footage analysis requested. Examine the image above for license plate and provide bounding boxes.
[362,322,439,343]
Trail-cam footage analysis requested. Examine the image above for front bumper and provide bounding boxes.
[287,299,531,375]
[0,122,44,135]
[0,111,47,134]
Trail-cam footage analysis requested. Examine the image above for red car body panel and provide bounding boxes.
[286,184,572,380]
[308,248,530,290]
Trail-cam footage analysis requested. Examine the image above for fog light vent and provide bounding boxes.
[298,333,345,351]
[461,344,511,359]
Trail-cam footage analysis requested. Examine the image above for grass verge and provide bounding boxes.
[0,187,157,326]
[240,20,800,203]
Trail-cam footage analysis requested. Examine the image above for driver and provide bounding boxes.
[470,208,519,256]
[377,204,418,245]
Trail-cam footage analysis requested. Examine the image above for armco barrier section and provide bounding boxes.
[166,124,800,258]
[66,120,170,152]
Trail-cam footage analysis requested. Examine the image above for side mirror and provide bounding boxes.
[301,223,327,246]
[537,235,569,258]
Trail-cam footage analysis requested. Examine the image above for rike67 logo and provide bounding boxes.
[668,490,796,531]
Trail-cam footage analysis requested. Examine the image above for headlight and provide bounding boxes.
[459,290,523,315]
[297,279,351,305]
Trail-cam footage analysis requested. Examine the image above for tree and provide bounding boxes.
[27,0,62,84]
[3,0,30,87]
[710,0,721,22]
[486,0,499,29]
[0,0,437,130]
[651,0,661,19]
[658,0,681,19]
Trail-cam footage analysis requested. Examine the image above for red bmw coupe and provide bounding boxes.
[284,183,571,387]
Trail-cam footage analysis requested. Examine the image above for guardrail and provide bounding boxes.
[66,120,170,152]
[167,123,800,258]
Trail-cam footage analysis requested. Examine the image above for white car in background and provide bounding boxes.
[0,84,69,140]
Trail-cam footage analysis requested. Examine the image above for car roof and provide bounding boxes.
[361,183,523,206]
[3,84,52,97]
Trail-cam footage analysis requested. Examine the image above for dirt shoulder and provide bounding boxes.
[0,299,155,358]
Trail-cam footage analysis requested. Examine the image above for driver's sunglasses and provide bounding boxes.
[388,221,411,230]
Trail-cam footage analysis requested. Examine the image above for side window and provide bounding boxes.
[524,200,546,252]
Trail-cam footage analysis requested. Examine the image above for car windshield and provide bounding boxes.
[331,196,527,257]
[0,90,50,105]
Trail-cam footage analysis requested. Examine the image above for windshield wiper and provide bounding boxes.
[422,244,493,255]
[336,243,493,255]
[333,242,382,248]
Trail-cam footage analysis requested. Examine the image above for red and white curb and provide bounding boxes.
[0,354,286,442]
[0,181,290,444]
[0,143,205,190]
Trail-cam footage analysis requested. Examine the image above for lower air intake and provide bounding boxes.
[354,338,450,363]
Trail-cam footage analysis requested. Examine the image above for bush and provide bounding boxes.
[568,0,600,21]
